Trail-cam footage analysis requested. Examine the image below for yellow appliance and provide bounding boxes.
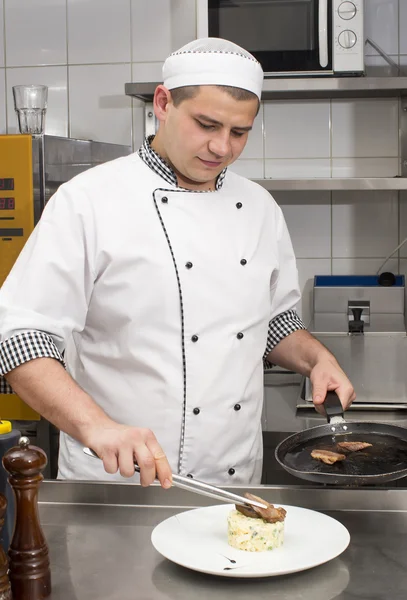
[0,135,34,287]
[0,135,37,419]
[0,133,131,421]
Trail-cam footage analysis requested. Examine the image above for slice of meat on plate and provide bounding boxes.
[337,441,373,452]
[311,449,346,465]
[236,493,287,523]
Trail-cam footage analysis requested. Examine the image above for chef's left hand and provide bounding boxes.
[310,357,356,414]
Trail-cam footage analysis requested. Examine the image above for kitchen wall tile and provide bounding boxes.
[228,160,264,179]
[131,62,163,83]
[332,191,398,258]
[6,66,68,136]
[166,0,197,52]
[0,0,4,68]
[264,100,330,159]
[331,158,399,178]
[67,0,131,65]
[0,68,6,134]
[364,0,399,56]
[239,104,263,160]
[400,1,407,55]
[332,258,398,276]
[5,0,67,67]
[273,191,331,259]
[69,64,132,146]
[296,259,331,326]
[265,159,331,179]
[332,99,398,158]
[131,0,172,62]
[131,0,196,63]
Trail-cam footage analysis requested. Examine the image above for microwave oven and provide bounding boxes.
[197,0,364,77]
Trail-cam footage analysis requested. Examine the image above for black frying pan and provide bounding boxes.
[275,392,407,485]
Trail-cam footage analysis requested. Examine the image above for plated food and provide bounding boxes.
[227,493,286,552]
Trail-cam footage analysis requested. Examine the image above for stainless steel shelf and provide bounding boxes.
[125,77,407,101]
[254,178,407,191]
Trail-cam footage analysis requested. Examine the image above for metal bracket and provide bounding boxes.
[144,102,156,137]
[365,38,407,77]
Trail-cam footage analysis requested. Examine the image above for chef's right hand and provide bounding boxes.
[84,423,173,489]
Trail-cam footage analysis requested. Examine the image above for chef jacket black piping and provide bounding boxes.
[152,187,190,474]
[0,138,306,395]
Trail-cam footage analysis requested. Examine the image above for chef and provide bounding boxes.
[0,38,355,488]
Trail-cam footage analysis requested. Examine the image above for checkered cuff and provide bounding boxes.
[0,376,14,394]
[263,309,306,369]
[0,331,66,393]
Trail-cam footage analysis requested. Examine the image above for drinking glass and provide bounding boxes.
[12,85,48,135]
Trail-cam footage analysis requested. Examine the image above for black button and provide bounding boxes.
[185,262,193,269]
[161,196,168,203]
[236,202,242,209]
[187,473,193,478]
[234,404,241,411]
[193,407,200,415]
[191,335,199,342]
[240,259,247,265]
[237,332,244,339]
[228,468,235,476]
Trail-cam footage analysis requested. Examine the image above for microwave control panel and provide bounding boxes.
[333,0,364,73]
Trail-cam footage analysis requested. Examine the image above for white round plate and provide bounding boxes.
[151,504,350,578]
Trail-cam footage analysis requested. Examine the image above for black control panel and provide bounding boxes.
[0,178,14,191]
[0,198,15,210]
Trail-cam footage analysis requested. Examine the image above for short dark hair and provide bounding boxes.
[170,85,260,114]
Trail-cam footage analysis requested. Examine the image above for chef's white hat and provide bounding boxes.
[162,38,264,101]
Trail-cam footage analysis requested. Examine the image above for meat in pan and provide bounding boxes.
[311,449,346,465]
[337,441,372,452]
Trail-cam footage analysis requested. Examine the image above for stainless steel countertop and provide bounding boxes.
[37,481,407,600]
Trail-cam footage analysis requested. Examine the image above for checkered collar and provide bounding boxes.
[137,135,227,191]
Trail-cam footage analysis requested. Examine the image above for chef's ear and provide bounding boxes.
[153,85,173,122]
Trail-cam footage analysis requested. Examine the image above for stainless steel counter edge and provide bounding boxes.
[39,480,407,512]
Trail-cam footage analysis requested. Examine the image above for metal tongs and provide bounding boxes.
[83,447,267,510]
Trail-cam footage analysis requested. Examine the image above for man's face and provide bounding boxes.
[158,86,259,190]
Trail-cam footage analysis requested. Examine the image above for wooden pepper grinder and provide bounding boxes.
[3,437,51,600]
[0,494,12,600]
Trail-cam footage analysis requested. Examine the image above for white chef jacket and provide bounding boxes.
[0,149,302,485]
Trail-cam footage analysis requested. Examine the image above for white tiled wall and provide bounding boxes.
[0,0,4,68]
[5,0,67,67]
[68,64,132,145]
[1,1,407,325]
[68,0,131,65]
[0,69,5,133]
[0,0,196,144]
